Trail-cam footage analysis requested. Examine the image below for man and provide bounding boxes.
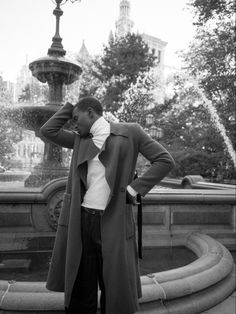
[40,96,175,314]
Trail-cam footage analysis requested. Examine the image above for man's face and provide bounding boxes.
[72,108,93,137]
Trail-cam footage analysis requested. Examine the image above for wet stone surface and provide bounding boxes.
[0,246,196,281]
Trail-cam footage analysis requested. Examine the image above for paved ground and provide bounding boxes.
[201,291,235,314]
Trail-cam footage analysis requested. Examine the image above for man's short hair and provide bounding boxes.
[74,96,103,116]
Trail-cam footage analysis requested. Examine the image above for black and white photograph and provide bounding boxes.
[0,0,235,313]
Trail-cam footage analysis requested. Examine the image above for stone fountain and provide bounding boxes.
[9,0,82,187]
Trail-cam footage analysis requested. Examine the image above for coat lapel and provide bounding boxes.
[76,121,129,200]
[76,135,100,188]
[76,135,100,167]
[99,122,129,206]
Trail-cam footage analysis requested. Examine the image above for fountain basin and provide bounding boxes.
[6,104,61,133]
[0,233,234,313]
[0,179,235,312]
[29,55,82,85]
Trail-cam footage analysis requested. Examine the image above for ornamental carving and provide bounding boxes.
[47,190,65,230]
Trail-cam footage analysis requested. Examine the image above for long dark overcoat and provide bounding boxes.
[40,102,175,314]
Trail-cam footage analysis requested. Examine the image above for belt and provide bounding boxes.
[81,206,104,216]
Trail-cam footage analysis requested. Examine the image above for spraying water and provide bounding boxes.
[187,75,236,168]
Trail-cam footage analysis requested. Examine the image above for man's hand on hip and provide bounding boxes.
[126,186,140,205]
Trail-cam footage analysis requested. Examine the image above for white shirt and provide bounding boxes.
[81,116,111,210]
[81,116,137,210]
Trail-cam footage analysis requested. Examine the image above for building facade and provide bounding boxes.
[141,33,167,67]
[115,0,167,69]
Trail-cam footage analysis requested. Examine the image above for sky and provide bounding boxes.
[0,0,196,82]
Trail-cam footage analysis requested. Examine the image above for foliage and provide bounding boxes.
[182,0,235,148]
[0,75,23,167]
[117,69,157,124]
[0,75,13,106]
[66,34,158,120]
[94,33,156,83]
[162,0,236,180]
[78,57,102,98]
[0,106,23,167]
[65,57,102,104]
[150,72,235,180]
[92,33,157,112]
[187,0,235,22]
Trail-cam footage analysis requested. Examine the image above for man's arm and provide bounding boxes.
[129,124,175,197]
[39,102,75,149]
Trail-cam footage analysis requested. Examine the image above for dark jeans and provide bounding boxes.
[65,208,106,314]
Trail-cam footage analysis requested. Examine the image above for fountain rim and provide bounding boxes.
[0,177,235,203]
[0,232,234,313]
[29,55,82,69]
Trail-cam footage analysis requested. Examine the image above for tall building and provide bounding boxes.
[16,56,32,101]
[115,0,167,103]
[115,0,134,38]
[115,0,167,69]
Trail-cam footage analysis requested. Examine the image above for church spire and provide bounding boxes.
[115,0,134,38]
[78,40,90,62]
[108,30,114,43]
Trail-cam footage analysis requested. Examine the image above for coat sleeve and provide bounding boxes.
[129,123,175,197]
[39,102,75,149]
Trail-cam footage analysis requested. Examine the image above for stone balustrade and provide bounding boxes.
[0,177,235,252]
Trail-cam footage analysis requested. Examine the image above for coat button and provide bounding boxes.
[120,187,126,192]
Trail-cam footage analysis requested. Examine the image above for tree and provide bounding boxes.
[117,69,156,124]
[93,33,157,112]
[182,0,235,148]
[94,33,156,83]
[0,110,23,168]
[0,75,23,167]
[187,0,235,22]
[0,75,13,106]
[66,34,158,116]
[168,0,236,180]
[77,57,103,99]
[65,56,103,104]
[150,72,235,180]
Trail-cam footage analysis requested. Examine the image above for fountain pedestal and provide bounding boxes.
[23,54,81,187]
[22,0,82,187]
[4,0,82,187]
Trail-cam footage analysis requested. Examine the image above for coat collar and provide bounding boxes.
[109,121,129,137]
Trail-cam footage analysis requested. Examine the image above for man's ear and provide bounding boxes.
[87,107,94,119]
